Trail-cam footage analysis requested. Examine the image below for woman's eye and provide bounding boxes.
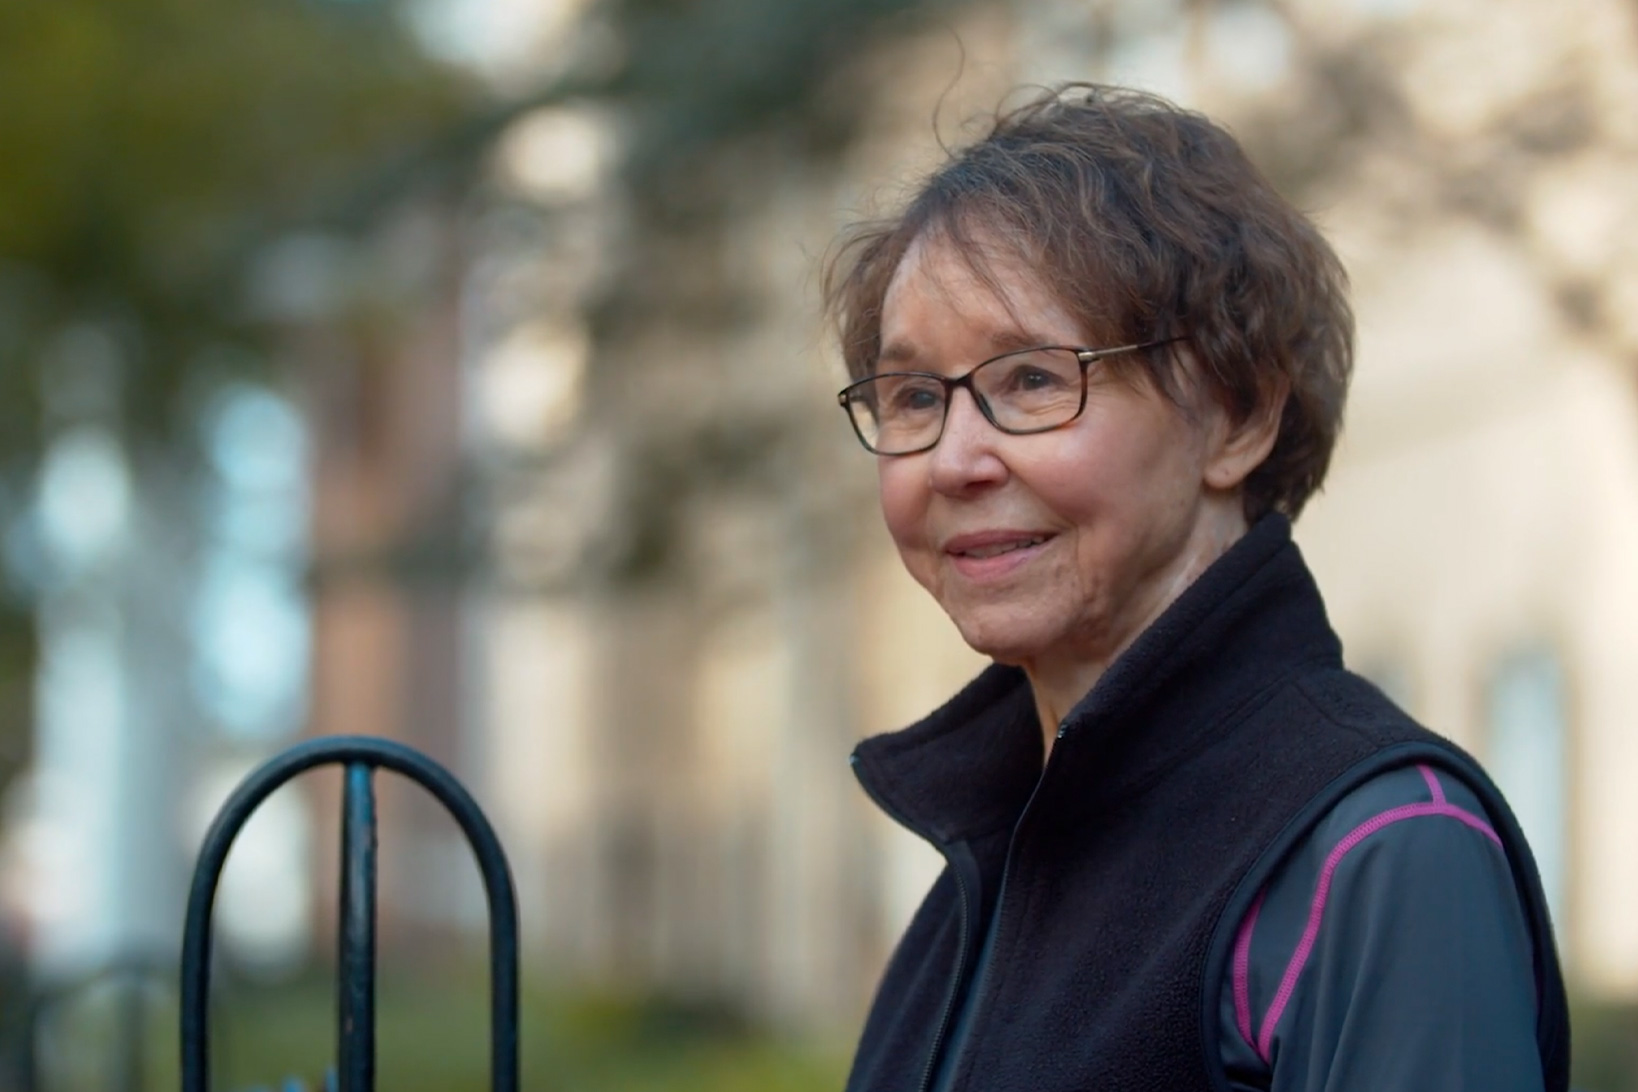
[1007,366,1067,392]
[888,383,943,413]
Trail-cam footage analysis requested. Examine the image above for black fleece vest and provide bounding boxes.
[847,516,1568,1092]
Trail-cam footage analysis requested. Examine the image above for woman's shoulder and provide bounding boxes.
[1235,760,1521,1004]
[1303,761,1499,848]
[1286,665,1434,743]
[1220,763,1543,1091]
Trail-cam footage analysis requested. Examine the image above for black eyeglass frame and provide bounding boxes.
[836,337,1183,455]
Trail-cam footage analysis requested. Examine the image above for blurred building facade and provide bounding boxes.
[1286,0,1638,996]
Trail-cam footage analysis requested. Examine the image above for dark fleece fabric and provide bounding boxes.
[845,515,1569,1092]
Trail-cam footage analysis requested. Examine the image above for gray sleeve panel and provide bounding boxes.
[1218,764,1542,1092]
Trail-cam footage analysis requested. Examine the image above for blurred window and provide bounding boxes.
[192,383,310,740]
[1485,647,1569,934]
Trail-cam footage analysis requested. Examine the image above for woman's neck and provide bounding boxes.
[1026,508,1249,760]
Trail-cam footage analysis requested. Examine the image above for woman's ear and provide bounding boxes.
[1204,376,1289,492]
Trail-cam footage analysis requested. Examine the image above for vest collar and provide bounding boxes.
[850,514,1343,849]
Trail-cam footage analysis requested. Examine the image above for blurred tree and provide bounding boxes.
[543,0,973,1004]
[0,0,964,863]
[0,0,481,448]
[0,0,480,794]
[585,0,968,584]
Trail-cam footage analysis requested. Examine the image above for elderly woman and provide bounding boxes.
[825,85,1567,1092]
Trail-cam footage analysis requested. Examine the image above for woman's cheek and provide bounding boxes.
[877,464,925,545]
[876,479,944,601]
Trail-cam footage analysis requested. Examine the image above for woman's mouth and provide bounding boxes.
[954,535,1048,559]
[944,532,1055,579]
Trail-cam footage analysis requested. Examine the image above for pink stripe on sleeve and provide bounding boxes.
[1418,764,1446,804]
[1232,888,1267,1050]
[1253,801,1503,1062]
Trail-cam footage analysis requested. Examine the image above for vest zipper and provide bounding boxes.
[852,725,1069,1092]
[930,725,1069,1089]
[849,755,979,1092]
[916,860,973,1092]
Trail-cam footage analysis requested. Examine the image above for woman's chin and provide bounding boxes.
[950,616,1055,667]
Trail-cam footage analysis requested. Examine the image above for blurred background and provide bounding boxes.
[2,0,1638,1087]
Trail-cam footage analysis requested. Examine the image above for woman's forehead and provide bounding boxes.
[880,233,1085,364]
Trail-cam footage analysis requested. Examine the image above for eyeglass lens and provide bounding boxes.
[846,347,1085,453]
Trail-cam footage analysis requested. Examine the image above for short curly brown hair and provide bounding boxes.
[823,83,1353,520]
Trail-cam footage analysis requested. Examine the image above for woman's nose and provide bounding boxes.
[927,388,1007,492]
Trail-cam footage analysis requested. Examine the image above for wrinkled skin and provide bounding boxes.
[874,234,1283,747]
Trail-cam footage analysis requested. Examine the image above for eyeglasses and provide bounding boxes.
[836,339,1179,455]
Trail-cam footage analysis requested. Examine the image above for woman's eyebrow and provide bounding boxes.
[876,340,920,368]
[985,328,1061,354]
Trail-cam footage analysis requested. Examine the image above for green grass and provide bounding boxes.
[1572,996,1638,1092]
[26,970,848,1092]
[29,974,1638,1091]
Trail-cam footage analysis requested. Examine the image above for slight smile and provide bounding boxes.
[943,531,1058,580]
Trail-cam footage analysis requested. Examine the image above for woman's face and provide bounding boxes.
[875,234,1250,679]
